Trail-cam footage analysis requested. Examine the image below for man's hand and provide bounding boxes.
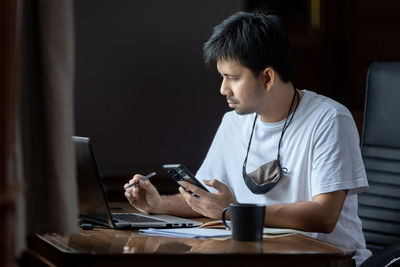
[124,174,162,214]
[179,179,237,219]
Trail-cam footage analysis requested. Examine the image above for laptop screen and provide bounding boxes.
[73,136,114,227]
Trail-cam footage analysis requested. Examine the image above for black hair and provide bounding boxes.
[203,11,293,83]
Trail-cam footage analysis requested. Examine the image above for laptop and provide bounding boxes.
[73,136,202,229]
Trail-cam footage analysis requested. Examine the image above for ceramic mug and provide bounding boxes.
[222,203,265,242]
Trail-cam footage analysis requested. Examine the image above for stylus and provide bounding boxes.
[126,172,156,189]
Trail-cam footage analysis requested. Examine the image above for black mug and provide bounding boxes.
[222,203,265,242]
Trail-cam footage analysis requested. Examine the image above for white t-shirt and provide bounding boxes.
[196,90,372,266]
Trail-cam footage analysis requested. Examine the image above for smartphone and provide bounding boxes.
[162,164,209,195]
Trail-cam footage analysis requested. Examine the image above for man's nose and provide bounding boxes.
[220,79,231,96]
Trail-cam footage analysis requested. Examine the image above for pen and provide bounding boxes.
[126,172,156,189]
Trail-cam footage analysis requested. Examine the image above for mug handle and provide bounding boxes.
[221,207,231,230]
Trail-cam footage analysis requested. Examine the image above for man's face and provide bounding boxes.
[217,59,265,115]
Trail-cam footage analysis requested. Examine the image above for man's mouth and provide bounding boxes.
[228,101,237,107]
[227,97,239,108]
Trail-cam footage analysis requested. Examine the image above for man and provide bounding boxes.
[124,11,371,265]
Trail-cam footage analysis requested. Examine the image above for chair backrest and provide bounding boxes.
[359,62,400,253]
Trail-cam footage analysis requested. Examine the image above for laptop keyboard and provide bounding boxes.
[112,213,164,223]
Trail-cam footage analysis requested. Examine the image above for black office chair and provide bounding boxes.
[361,243,400,267]
[359,62,400,266]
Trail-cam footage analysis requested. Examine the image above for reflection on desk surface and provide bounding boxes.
[39,228,350,256]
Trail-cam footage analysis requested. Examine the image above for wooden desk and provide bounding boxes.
[26,203,355,266]
[27,228,355,267]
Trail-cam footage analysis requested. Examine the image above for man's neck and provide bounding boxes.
[258,82,302,123]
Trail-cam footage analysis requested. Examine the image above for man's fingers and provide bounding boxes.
[125,187,137,199]
[180,181,207,198]
[139,180,158,196]
[125,190,135,203]
[124,174,143,189]
[204,179,227,193]
[133,174,144,180]
[179,187,202,211]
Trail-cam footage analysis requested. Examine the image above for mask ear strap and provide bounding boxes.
[243,114,258,169]
[277,82,299,164]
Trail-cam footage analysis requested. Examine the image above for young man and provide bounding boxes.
[124,11,371,265]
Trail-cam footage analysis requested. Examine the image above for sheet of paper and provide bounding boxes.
[199,220,312,237]
[140,228,232,239]
[264,227,312,236]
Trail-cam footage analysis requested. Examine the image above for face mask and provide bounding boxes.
[242,88,299,194]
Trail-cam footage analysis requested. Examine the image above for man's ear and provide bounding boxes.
[261,67,275,91]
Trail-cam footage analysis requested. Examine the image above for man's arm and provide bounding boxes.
[154,193,202,217]
[265,190,347,233]
[181,180,347,233]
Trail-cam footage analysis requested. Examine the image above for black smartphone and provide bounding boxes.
[162,164,209,195]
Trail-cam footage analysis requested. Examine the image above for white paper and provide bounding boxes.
[264,227,312,236]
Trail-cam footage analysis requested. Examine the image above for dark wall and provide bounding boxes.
[74,0,244,180]
[75,0,400,191]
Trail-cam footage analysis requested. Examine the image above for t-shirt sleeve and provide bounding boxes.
[195,116,229,193]
[311,114,369,197]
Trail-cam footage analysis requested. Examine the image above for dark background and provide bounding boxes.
[73,0,400,199]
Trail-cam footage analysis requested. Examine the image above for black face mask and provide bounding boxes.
[242,87,299,194]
